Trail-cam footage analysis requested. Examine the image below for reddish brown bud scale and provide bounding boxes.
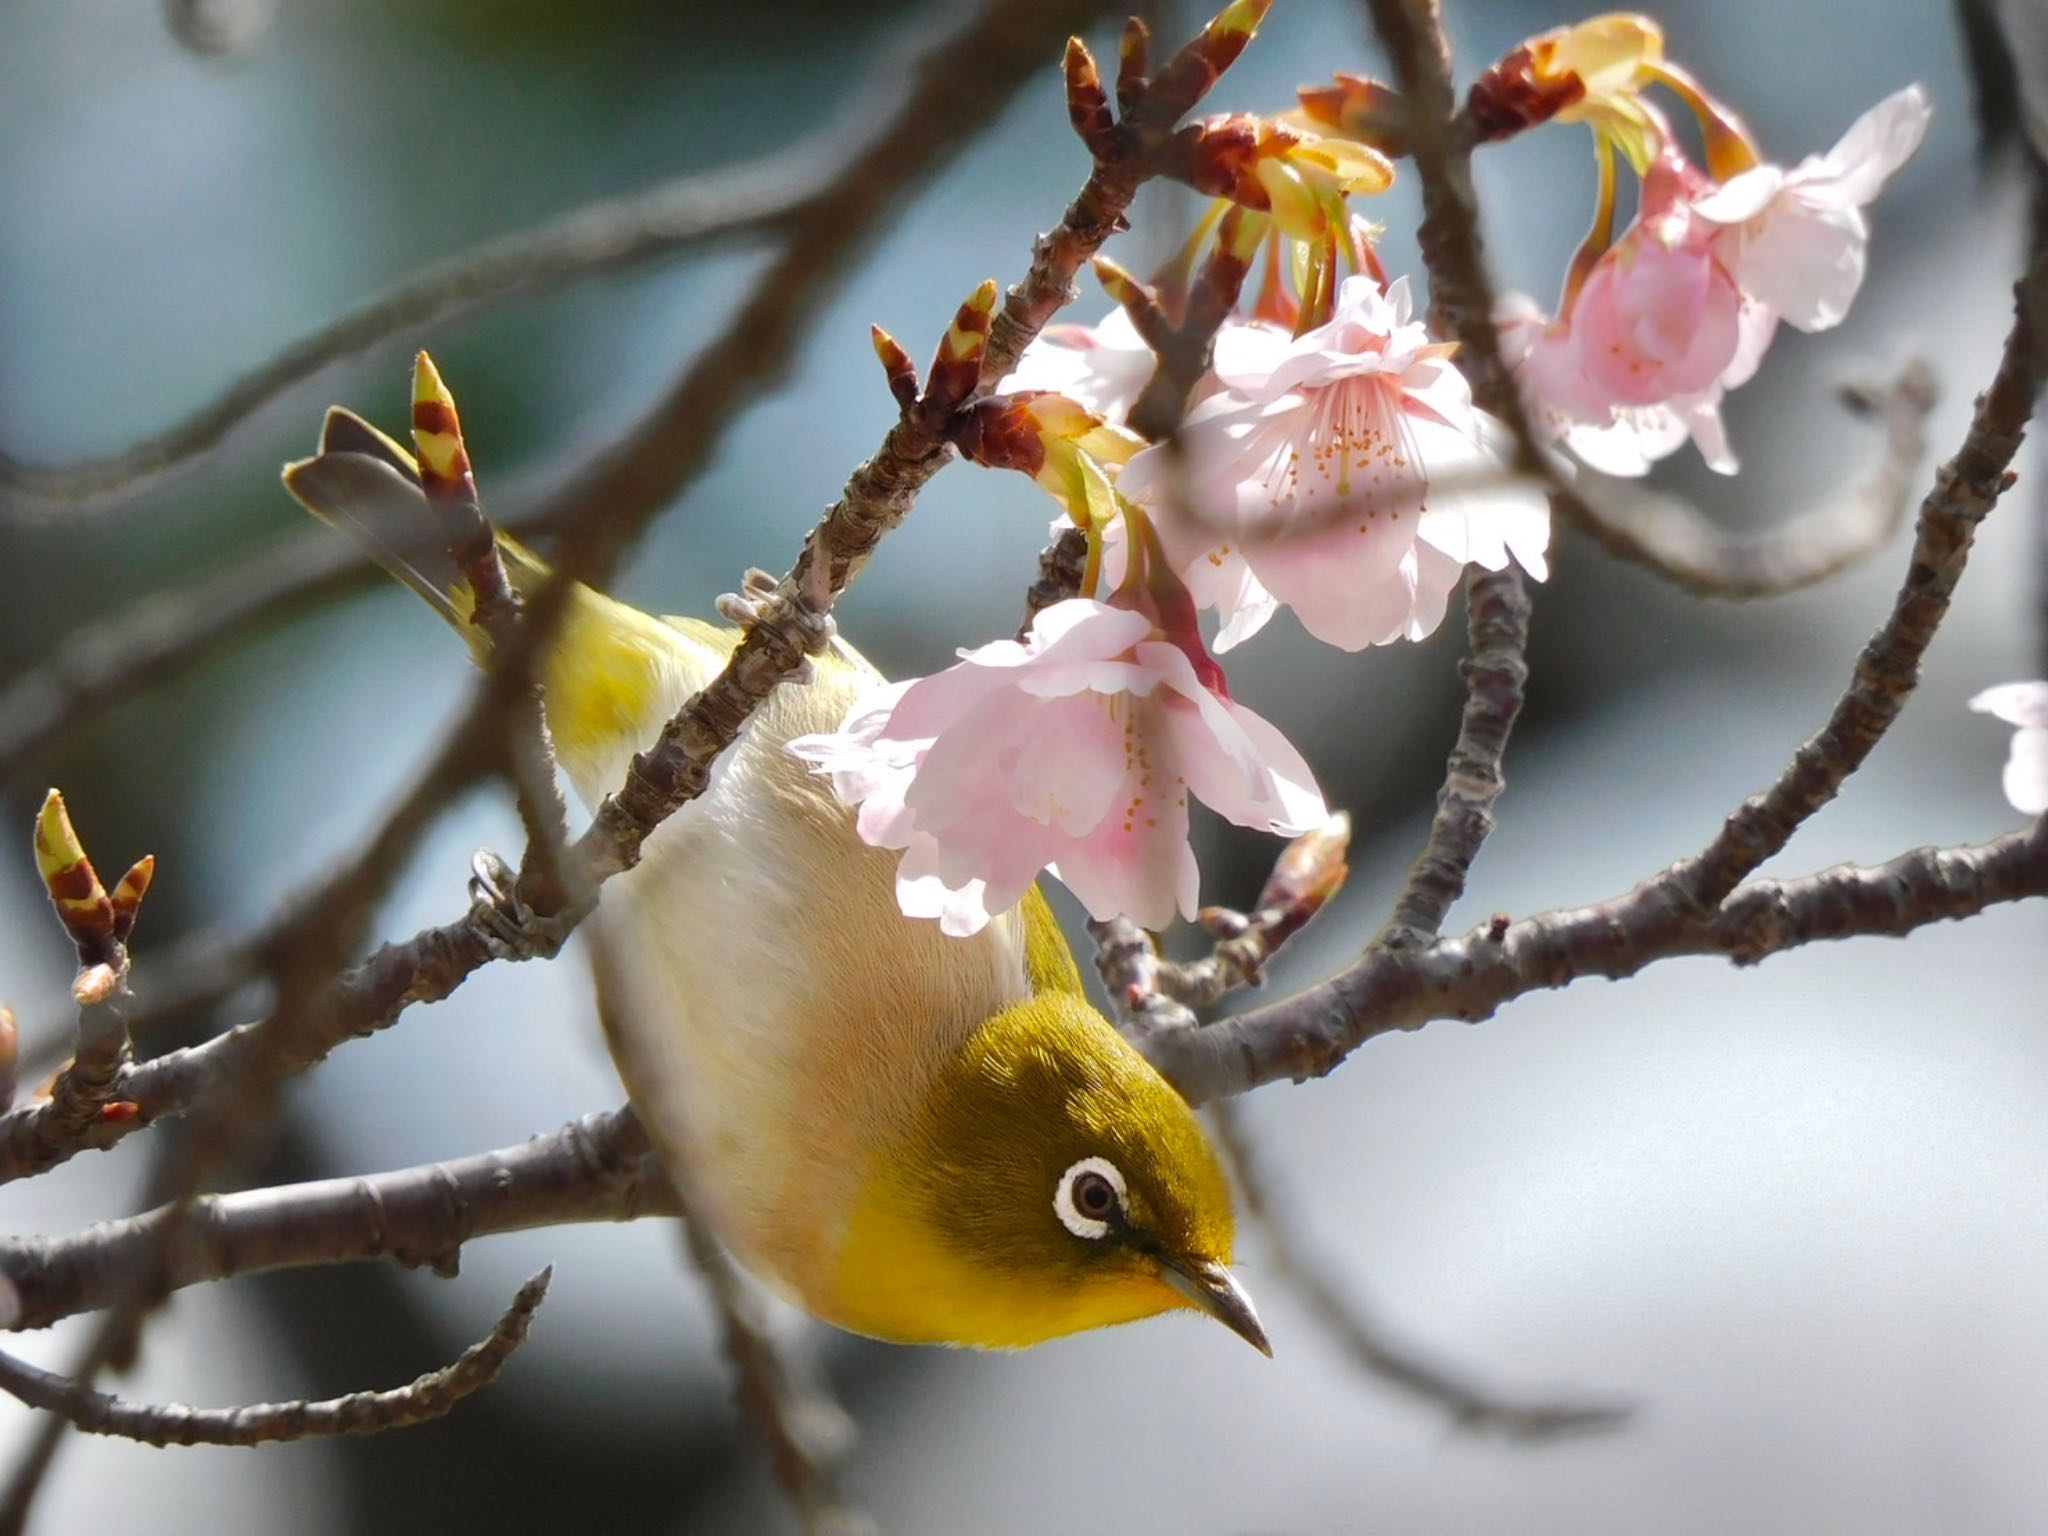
[950,396,1049,478]
[1064,37,1116,161]
[1465,45,1588,145]
[409,399,461,446]
[97,1100,142,1125]
[870,325,921,412]
[1156,116,1272,208]
[1115,17,1151,117]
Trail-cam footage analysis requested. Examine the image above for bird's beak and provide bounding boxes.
[1158,1255,1272,1357]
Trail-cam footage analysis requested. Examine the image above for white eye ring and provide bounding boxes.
[1054,1157,1127,1240]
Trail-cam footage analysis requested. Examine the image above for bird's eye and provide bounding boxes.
[1054,1157,1127,1240]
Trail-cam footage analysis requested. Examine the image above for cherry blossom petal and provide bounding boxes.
[1243,519,1427,650]
[1049,789,1199,931]
[1578,245,1742,402]
[1970,681,2048,730]
[894,836,997,938]
[901,687,1046,834]
[1210,319,1294,389]
[1736,200,1868,331]
[1816,85,1932,207]
[2003,728,2048,816]
[1970,682,2048,815]
[997,307,1157,421]
[1003,694,1126,835]
[1689,164,1784,224]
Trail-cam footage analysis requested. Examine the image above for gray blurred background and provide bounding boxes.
[1,0,2044,1531]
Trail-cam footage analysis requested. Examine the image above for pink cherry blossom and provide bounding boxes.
[1969,681,2048,816]
[1497,291,1738,476]
[1118,275,1550,653]
[788,599,1328,935]
[1498,147,1754,478]
[1572,153,1746,407]
[1692,86,1930,335]
[997,307,1157,423]
[1505,87,1926,480]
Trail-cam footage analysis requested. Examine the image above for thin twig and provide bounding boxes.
[1665,264,2043,914]
[1557,364,1940,599]
[0,148,827,519]
[1362,0,1537,948]
[1093,831,1630,1437]
[0,1270,549,1449]
[1210,1101,1633,1439]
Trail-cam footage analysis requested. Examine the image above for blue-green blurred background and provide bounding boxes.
[2,1,2045,1531]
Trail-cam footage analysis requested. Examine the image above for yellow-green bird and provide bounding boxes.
[280,361,1267,1355]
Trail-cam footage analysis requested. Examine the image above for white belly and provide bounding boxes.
[573,630,1030,1302]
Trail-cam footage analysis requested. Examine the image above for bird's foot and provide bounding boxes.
[467,849,580,962]
[715,568,841,682]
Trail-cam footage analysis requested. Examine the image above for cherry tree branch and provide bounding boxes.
[0,1110,663,1331]
[1360,0,1539,948]
[0,1270,550,1448]
[1666,268,2043,912]
[1142,822,2048,1102]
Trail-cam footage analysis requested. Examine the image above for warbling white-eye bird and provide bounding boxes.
[278,358,1269,1355]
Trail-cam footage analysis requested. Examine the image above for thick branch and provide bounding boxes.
[1144,824,2048,1102]
[0,1110,663,1331]
[0,1269,549,1447]
[1376,559,1531,945]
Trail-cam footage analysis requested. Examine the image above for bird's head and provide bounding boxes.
[831,990,1266,1354]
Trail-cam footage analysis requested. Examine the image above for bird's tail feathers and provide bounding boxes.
[282,405,561,654]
